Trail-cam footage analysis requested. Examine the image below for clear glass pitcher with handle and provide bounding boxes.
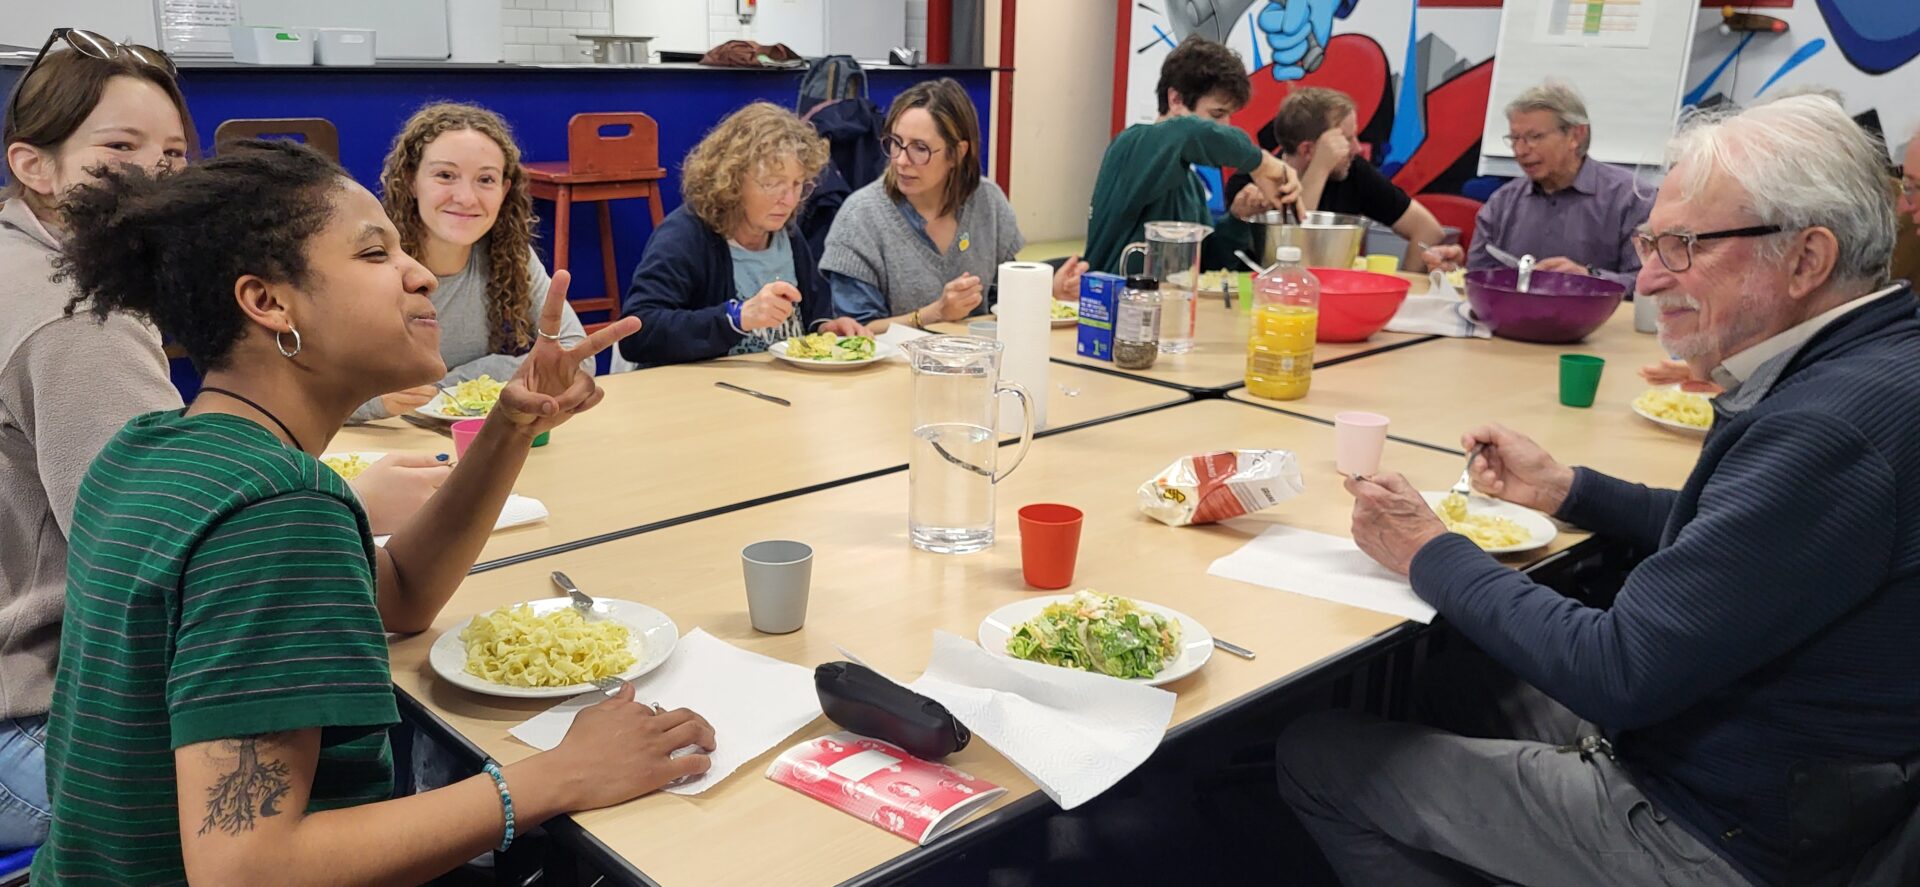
[903,335,1035,554]
[1120,220,1213,354]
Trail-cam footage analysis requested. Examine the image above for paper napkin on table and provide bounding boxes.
[508,629,822,795]
[906,631,1175,810]
[1385,272,1490,339]
[1207,524,1436,623]
[374,494,546,546]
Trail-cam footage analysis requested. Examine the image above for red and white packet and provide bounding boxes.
[1137,449,1305,526]
[765,732,1005,844]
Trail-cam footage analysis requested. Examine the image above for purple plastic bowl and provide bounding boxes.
[1464,268,1627,344]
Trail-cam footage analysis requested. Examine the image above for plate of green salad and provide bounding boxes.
[768,333,896,370]
[979,590,1213,686]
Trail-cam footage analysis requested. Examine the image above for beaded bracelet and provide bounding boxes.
[481,760,515,853]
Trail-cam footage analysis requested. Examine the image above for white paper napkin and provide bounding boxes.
[373,494,546,547]
[906,631,1175,810]
[1207,524,1435,623]
[507,629,822,795]
[1385,272,1490,339]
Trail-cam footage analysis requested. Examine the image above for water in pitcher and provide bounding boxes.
[908,421,998,553]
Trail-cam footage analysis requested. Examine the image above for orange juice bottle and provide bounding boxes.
[1245,246,1320,400]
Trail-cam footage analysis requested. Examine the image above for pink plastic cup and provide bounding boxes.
[1333,411,1390,477]
[451,418,486,460]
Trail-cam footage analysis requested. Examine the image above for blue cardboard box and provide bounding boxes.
[1075,272,1124,361]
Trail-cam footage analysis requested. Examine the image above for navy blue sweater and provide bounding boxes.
[1410,287,1920,886]
[617,205,832,368]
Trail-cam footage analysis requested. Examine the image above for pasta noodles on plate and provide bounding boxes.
[1435,492,1532,550]
[461,604,637,688]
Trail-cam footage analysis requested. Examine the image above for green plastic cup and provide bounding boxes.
[1236,271,1255,313]
[1559,354,1605,408]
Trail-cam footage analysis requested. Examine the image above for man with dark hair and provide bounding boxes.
[1085,36,1297,274]
[1228,86,1445,271]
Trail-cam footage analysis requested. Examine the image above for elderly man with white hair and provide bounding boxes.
[1425,81,1653,288]
[1277,95,1919,887]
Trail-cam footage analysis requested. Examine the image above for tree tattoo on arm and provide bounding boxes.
[199,737,293,836]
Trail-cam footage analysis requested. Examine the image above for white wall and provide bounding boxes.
[1007,0,1115,243]
[500,0,613,62]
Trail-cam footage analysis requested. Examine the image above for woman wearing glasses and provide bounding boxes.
[1,32,448,852]
[821,78,1086,329]
[357,102,590,421]
[617,102,869,368]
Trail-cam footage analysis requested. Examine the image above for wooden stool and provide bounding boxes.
[212,117,340,161]
[526,113,668,332]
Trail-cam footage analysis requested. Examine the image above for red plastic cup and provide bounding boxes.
[451,418,485,460]
[1018,504,1084,590]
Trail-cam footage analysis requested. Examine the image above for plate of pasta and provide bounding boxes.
[1631,386,1711,436]
[430,597,678,699]
[1421,491,1556,556]
[417,375,506,420]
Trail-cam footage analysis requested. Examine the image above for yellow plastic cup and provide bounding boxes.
[1365,254,1401,275]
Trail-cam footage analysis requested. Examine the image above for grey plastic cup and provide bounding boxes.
[742,540,813,634]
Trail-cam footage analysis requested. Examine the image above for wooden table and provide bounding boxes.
[390,400,1585,886]
[329,354,1188,566]
[1230,304,1702,489]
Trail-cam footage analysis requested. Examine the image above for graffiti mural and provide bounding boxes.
[1122,0,1920,204]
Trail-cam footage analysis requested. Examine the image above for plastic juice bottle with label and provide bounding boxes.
[1245,246,1319,400]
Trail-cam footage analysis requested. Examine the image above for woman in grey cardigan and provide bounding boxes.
[821,78,1087,330]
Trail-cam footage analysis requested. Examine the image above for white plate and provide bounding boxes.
[1420,491,1557,556]
[1631,387,1711,437]
[977,595,1213,687]
[431,597,679,699]
[767,339,900,371]
[415,391,493,421]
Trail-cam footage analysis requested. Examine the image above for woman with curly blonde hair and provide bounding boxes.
[618,101,867,367]
[358,102,589,420]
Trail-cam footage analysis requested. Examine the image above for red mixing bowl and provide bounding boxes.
[1308,268,1411,342]
[1464,268,1626,343]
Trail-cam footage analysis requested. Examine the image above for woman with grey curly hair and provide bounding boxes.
[618,101,869,368]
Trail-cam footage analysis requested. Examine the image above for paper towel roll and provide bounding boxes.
[997,261,1052,433]
[447,0,503,62]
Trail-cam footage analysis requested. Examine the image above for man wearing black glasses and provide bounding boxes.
[1284,95,1920,887]
[1423,80,1653,290]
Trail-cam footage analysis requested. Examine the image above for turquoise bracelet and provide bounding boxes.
[481,760,515,852]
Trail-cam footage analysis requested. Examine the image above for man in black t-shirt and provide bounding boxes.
[1226,87,1445,271]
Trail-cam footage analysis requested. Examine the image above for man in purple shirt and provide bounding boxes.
[1426,81,1654,291]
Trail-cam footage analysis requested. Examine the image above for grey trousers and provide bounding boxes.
[1274,655,1753,887]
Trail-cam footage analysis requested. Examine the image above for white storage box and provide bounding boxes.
[314,28,377,66]
[229,26,314,65]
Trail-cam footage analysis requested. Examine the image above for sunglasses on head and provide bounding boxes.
[8,28,178,122]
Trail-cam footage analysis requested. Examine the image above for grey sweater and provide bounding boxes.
[0,199,178,718]
[352,240,590,421]
[818,179,1023,320]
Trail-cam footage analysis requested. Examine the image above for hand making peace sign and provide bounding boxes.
[496,270,642,434]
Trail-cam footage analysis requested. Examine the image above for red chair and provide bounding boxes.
[1414,192,1483,254]
[526,113,668,333]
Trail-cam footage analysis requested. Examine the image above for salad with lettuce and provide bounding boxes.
[784,332,877,362]
[1005,590,1183,680]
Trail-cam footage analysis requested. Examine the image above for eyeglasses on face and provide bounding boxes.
[881,134,948,166]
[1630,224,1784,273]
[1501,128,1568,150]
[754,177,816,202]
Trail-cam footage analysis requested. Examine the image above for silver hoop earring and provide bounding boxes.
[276,326,302,359]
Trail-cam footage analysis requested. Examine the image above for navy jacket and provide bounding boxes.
[617,205,832,368]
[1411,287,1920,885]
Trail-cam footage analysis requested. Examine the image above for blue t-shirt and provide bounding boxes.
[727,231,804,355]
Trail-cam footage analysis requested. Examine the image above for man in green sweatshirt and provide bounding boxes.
[1086,35,1298,274]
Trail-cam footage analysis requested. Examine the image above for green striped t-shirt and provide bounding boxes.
[35,411,400,885]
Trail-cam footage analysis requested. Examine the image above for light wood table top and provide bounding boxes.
[329,354,1187,565]
[1229,303,1701,488]
[388,399,1584,886]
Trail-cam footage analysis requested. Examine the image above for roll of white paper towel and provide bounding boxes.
[996,261,1052,433]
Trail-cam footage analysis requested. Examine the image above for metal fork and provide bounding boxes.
[1450,443,1488,499]
[551,571,595,616]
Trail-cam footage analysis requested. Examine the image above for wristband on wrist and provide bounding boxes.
[481,760,516,852]
[725,300,746,334]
